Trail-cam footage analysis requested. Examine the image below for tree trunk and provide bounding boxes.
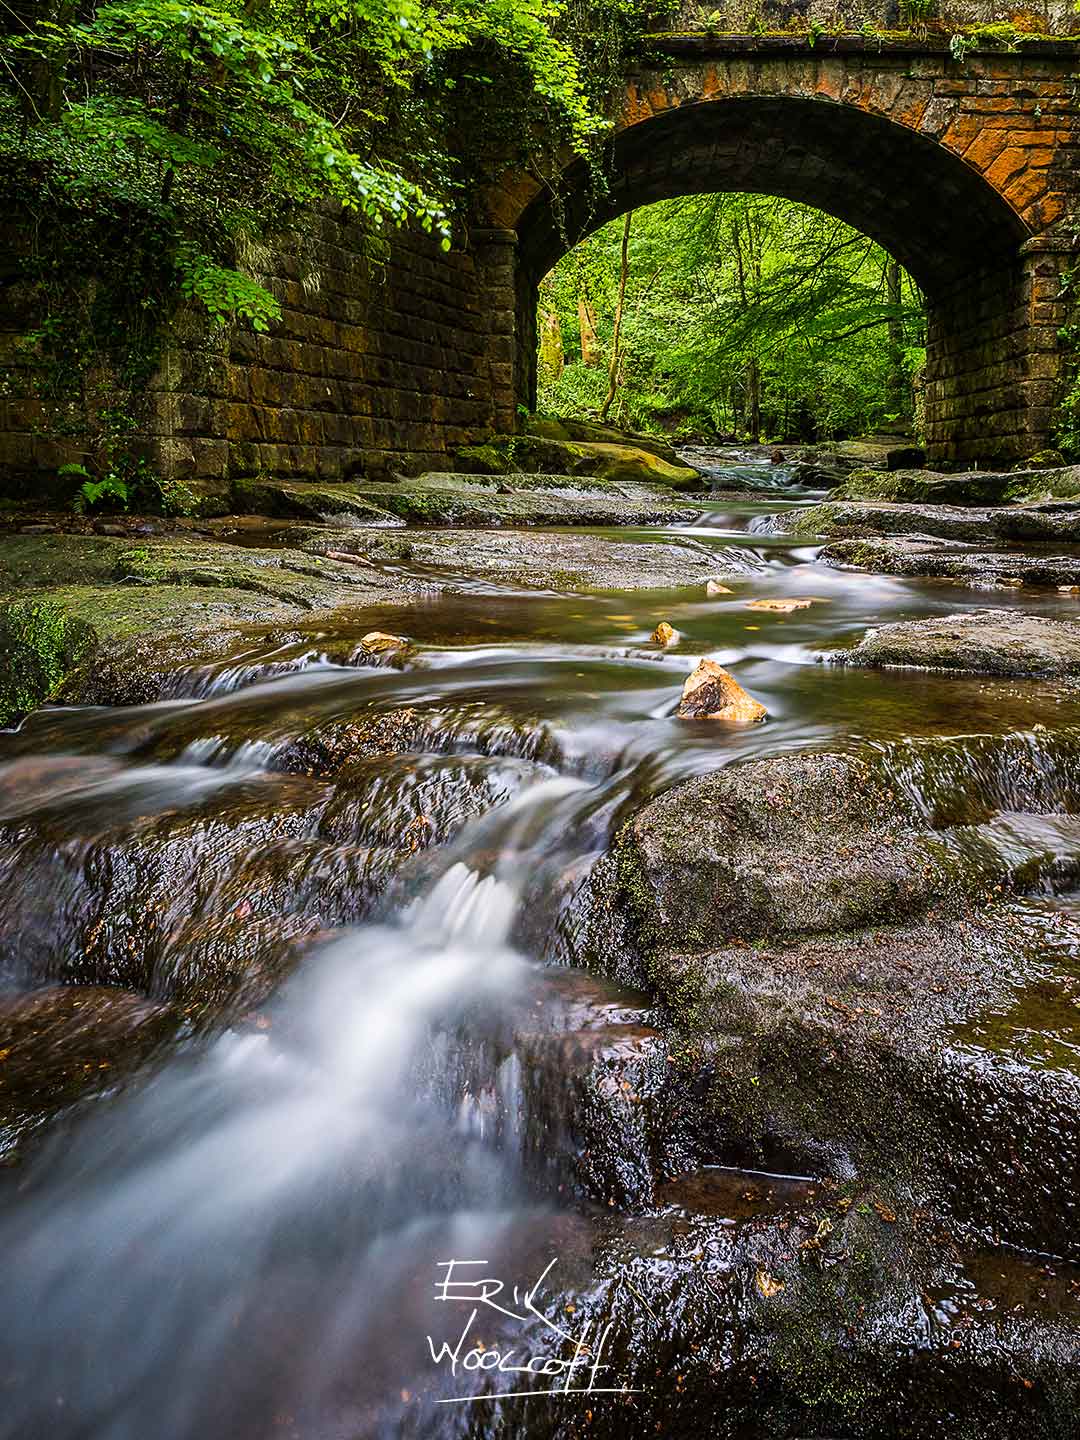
[746,358,761,444]
[885,257,906,415]
[730,213,761,442]
[22,0,75,124]
[599,212,632,423]
[538,309,564,379]
[577,297,600,367]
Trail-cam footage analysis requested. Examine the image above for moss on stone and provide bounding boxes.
[0,597,96,725]
[453,443,510,475]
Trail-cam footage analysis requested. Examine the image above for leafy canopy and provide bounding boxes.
[2,0,612,330]
[540,193,927,443]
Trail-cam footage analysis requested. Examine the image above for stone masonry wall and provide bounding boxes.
[0,211,501,498]
[157,215,503,491]
[923,239,1074,464]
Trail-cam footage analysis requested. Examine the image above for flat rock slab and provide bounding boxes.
[229,478,402,525]
[346,475,700,526]
[819,534,1080,588]
[836,609,1080,677]
[293,525,767,589]
[772,498,1080,544]
[0,534,411,724]
[832,464,1080,506]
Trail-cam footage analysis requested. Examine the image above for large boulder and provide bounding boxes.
[586,729,1080,1261]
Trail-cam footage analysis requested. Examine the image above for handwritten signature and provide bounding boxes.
[426,1258,642,1405]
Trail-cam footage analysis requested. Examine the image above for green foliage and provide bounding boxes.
[539,194,926,444]
[2,0,631,500]
[71,472,132,514]
[175,246,281,331]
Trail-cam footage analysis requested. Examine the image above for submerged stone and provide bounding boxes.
[350,630,414,668]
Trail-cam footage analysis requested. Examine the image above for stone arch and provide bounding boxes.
[515,96,1030,297]
[480,50,1076,465]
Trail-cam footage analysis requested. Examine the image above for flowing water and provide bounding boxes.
[1,452,1079,1437]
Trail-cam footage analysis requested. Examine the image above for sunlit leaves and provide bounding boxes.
[175,244,282,329]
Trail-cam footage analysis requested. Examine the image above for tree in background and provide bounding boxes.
[539,193,927,444]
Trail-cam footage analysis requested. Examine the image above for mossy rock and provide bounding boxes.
[836,610,1080,677]
[456,433,701,488]
[0,597,96,726]
[833,464,1080,506]
[452,444,510,476]
[230,477,399,523]
[0,533,403,722]
[770,498,1080,546]
[525,414,681,464]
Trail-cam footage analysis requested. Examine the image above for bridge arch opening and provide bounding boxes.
[506,97,1042,464]
[535,191,926,445]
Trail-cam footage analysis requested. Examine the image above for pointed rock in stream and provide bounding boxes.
[351,631,414,668]
[677,659,767,722]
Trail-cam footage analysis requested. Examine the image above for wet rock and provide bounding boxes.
[770,496,1080,544]
[0,986,178,1158]
[340,472,701,526]
[836,610,1080,678]
[677,659,767,722]
[350,630,414,668]
[296,525,765,591]
[706,578,733,595]
[819,534,1080,589]
[833,463,1080,506]
[274,704,562,776]
[651,621,678,646]
[230,477,401,525]
[317,753,543,851]
[594,731,1080,1254]
[0,763,437,1023]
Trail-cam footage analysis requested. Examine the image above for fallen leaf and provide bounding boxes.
[755,1270,784,1299]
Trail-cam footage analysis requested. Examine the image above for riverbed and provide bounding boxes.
[0,451,1077,1438]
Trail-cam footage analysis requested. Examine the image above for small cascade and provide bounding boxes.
[3,502,1080,1437]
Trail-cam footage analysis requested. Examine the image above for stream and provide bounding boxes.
[1,450,1078,1438]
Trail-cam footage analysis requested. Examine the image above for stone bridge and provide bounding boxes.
[4,33,1080,491]
[478,35,1080,466]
